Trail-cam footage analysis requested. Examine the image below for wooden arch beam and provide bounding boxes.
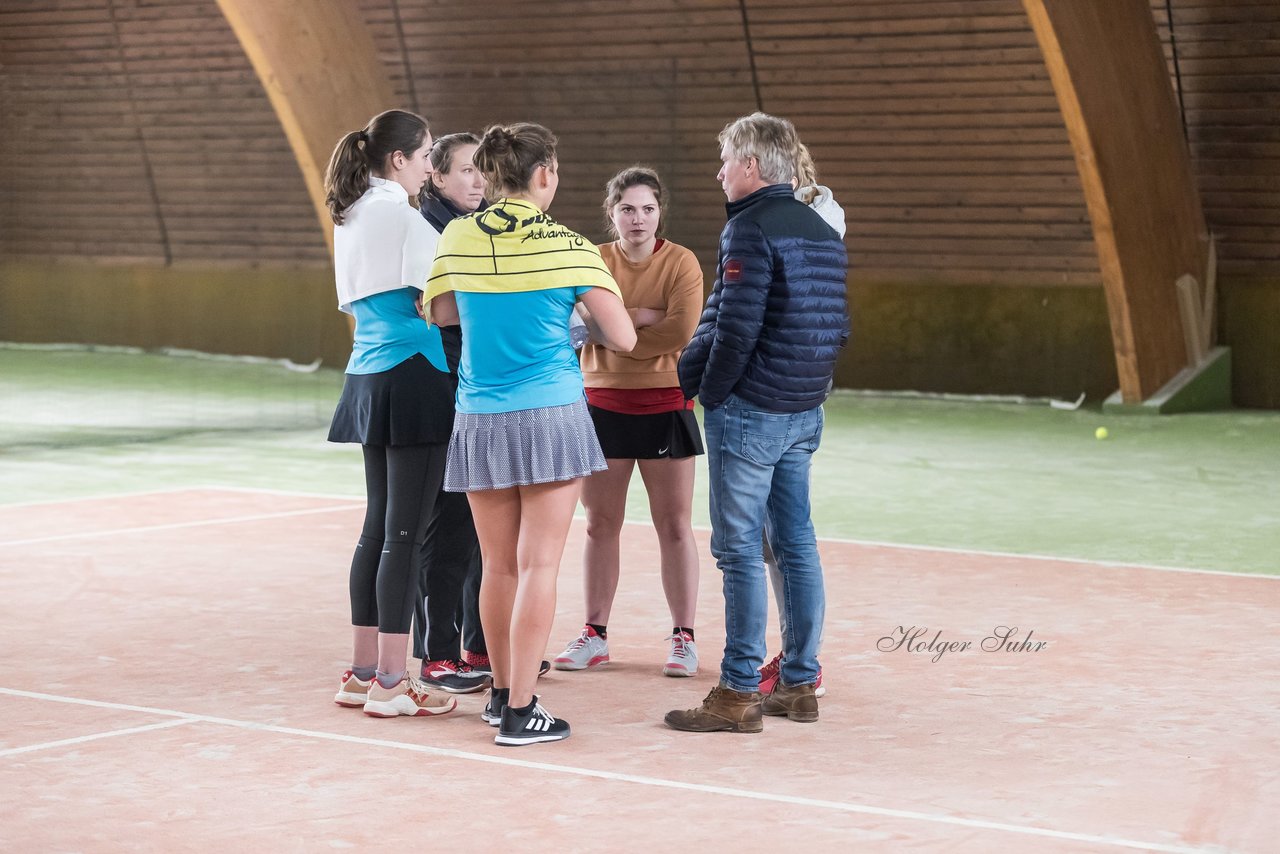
[216,0,395,255]
[1023,0,1210,403]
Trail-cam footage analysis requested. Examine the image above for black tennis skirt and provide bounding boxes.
[328,352,456,447]
[587,405,704,460]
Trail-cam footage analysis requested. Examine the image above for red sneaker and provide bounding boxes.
[420,658,491,694]
[758,652,783,694]
[759,652,825,698]
[463,649,550,678]
[462,649,491,672]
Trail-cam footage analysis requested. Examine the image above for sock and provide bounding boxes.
[587,623,607,639]
[375,669,406,688]
[509,697,536,716]
[673,626,695,640]
[352,665,376,681]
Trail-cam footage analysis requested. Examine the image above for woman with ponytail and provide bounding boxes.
[792,142,846,238]
[325,109,457,719]
[412,132,551,692]
[425,123,637,746]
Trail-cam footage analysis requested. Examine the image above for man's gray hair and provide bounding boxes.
[718,112,799,185]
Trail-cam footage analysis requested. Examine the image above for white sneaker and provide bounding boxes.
[363,674,457,718]
[334,669,372,707]
[663,631,698,677]
[554,625,610,671]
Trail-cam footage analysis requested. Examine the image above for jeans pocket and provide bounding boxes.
[740,408,792,465]
[795,406,823,453]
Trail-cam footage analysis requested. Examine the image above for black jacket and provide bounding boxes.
[678,184,849,412]
[419,193,487,374]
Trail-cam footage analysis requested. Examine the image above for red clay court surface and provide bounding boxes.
[1,488,1276,852]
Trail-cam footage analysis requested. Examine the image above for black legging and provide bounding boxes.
[349,443,447,634]
[412,488,484,661]
[460,549,485,654]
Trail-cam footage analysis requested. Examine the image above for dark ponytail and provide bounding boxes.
[324,109,430,224]
[472,122,557,197]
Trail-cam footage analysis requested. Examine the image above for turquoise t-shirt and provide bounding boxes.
[455,286,590,413]
[346,288,448,375]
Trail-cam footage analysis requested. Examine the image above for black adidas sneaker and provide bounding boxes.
[482,687,509,727]
[494,696,570,746]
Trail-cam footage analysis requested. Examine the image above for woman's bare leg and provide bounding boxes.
[637,456,699,628]
[509,478,582,707]
[580,459,635,625]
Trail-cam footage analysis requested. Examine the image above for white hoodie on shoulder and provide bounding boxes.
[796,184,846,238]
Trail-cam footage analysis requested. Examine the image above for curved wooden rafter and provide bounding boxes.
[214,0,1211,402]
[1023,0,1210,403]
[215,0,395,255]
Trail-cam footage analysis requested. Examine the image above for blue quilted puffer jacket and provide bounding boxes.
[678,183,849,412]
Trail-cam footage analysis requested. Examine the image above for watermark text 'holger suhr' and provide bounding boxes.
[877,626,1048,663]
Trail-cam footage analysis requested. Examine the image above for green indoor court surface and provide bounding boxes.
[2,346,1277,575]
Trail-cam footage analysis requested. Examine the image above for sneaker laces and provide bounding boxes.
[565,628,592,652]
[404,674,434,701]
[759,651,783,679]
[531,702,555,724]
[666,632,693,659]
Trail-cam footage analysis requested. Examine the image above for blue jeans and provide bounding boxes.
[704,394,825,692]
[765,534,825,657]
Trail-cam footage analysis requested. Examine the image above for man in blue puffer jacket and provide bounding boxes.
[665,112,849,734]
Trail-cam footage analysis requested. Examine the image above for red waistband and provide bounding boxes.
[585,386,692,414]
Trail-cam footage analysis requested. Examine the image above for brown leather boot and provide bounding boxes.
[761,681,819,722]
[664,684,764,733]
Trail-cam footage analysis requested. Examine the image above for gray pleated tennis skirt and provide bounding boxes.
[444,397,607,492]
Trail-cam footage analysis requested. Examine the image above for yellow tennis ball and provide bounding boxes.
[1095,426,1109,440]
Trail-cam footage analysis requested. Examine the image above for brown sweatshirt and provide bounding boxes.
[580,240,704,389]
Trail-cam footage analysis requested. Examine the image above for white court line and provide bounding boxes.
[3,484,1275,579]
[191,484,363,502]
[0,687,1216,853]
[0,718,193,757]
[0,487,213,510]
[794,531,1280,580]
[0,503,363,547]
